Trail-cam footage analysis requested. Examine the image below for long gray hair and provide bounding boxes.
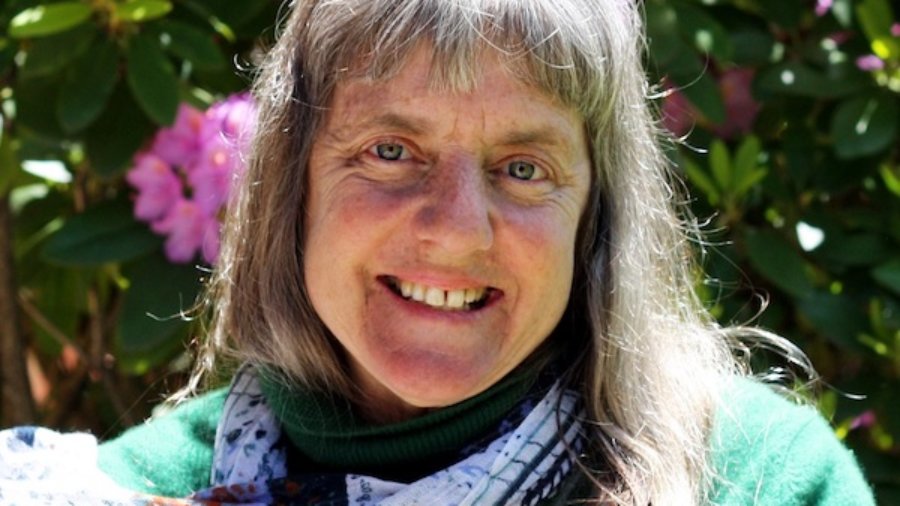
[195,0,802,503]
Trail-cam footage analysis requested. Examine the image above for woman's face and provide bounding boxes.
[304,46,592,419]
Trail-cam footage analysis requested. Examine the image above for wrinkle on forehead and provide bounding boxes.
[340,41,574,111]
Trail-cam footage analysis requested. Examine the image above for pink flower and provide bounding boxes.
[201,221,221,264]
[849,410,876,431]
[125,153,183,222]
[127,93,255,264]
[712,68,760,139]
[151,104,205,169]
[856,54,885,71]
[892,23,900,37]
[202,93,256,144]
[815,0,833,16]
[661,85,695,138]
[190,135,238,216]
[151,199,217,264]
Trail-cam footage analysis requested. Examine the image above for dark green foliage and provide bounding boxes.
[647,0,900,498]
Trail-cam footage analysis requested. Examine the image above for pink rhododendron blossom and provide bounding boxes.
[190,135,237,216]
[892,23,900,37]
[201,222,221,265]
[126,93,256,264]
[660,85,695,138]
[713,68,760,139]
[150,104,205,169]
[125,153,183,222]
[152,199,218,264]
[661,68,759,140]
[856,54,885,71]
[815,0,833,16]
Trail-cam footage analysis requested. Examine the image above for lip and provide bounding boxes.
[378,269,498,292]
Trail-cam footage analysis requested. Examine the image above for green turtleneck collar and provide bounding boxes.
[258,367,540,480]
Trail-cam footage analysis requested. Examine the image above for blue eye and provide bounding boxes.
[374,143,406,161]
[507,161,538,180]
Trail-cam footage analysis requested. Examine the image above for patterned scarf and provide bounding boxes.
[192,365,585,505]
[0,365,583,505]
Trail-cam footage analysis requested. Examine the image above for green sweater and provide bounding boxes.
[97,378,875,504]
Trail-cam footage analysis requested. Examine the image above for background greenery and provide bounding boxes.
[0,0,896,501]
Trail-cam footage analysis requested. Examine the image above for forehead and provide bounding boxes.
[324,46,585,148]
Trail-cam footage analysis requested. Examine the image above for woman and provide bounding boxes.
[1,0,874,504]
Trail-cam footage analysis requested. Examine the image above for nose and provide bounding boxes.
[412,154,494,257]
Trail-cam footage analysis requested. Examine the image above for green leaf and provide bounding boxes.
[709,139,731,191]
[156,20,226,70]
[798,292,869,352]
[754,0,803,28]
[645,2,684,68]
[13,76,65,142]
[856,0,895,42]
[8,3,93,39]
[683,154,720,205]
[680,73,726,124]
[183,0,271,32]
[671,0,733,62]
[818,233,890,266]
[85,84,155,176]
[57,36,119,133]
[730,29,777,66]
[42,199,161,265]
[744,228,814,298]
[116,0,172,23]
[126,32,178,125]
[830,94,899,160]
[118,252,202,356]
[733,168,767,198]
[732,136,766,196]
[872,258,900,296]
[18,25,95,79]
[757,63,868,99]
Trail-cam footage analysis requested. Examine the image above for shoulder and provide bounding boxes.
[97,387,228,498]
[708,377,875,506]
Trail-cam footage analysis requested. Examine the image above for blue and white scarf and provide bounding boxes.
[194,365,585,505]
[0,366,583,505]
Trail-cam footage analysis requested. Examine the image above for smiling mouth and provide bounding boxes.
[380,275,494,311]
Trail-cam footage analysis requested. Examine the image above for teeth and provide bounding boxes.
[411,284,426,302]
[390,278,488,310]
[446,290,465,309]
[424,287,445,306]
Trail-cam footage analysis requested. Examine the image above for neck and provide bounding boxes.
[351,363,429,423]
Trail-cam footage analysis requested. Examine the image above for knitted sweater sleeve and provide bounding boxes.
[96,388,227,498]
[709,379,876,506]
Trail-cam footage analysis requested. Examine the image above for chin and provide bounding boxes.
[366,345,500,409]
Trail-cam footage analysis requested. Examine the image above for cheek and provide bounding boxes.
[498,202,580,278]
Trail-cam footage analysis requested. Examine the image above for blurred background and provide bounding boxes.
[0,0,897,501]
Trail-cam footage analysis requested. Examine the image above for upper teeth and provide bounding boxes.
[398,280,486,310]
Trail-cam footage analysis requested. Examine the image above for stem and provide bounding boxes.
[0,195,36,425]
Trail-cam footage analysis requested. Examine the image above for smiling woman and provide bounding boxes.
[303,46,592,421]
[0,0,876,505]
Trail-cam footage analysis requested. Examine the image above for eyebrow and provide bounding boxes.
[329,110,579,154]
[329,112,430,142]
[496,126,575,153]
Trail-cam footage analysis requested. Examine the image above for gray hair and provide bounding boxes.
[195,0,806,503]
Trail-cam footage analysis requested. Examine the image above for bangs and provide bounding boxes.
[303,0,621,120]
